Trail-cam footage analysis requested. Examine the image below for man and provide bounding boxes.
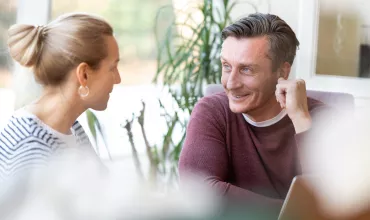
[178,13,329,216]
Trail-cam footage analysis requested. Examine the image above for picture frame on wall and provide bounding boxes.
[295,0,370,99]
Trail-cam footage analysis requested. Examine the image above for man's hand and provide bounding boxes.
[275,78,311,133]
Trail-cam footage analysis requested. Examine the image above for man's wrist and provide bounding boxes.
[291,112,312,134]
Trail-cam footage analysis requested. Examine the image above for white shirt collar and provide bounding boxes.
[243,109,287,127]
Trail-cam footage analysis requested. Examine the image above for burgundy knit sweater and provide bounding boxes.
[179,92,327,210]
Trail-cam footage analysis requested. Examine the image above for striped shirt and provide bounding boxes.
[0,109,94,182]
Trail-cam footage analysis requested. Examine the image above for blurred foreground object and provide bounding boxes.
[0,148,221,220]
[284,110,370,219]
[279,176,370,220]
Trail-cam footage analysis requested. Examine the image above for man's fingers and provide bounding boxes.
[275,84,286,108]
[278,77,285,83]
[276,78,307,110]
[276,93,286,108]
[275,83,287,95]
[277,77,291,84]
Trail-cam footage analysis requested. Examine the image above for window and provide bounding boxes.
[52,0,171,86]
[0,0,17,127]
[0,0,17,88]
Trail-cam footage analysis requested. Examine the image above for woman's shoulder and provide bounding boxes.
[1,110,36,141]
[0,109,62,149]
[71,121,90,146]
[0,111,58,179]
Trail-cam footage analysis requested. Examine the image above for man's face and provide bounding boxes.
[220,36,280,114]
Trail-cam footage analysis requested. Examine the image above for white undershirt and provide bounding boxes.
[243,109,287,127]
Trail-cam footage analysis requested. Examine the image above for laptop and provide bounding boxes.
[278,176,321,220]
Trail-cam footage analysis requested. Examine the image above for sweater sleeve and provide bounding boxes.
[178,97,283,211]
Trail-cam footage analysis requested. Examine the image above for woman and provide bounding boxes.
[0,12,121,181]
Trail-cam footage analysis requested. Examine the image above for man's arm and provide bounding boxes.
[275,78,312,134]
[178,98,283,209]
[275,77,340,173]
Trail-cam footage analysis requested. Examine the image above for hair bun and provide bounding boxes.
[7,24,45,67]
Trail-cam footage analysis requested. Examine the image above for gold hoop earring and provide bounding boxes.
[78,85,89,98]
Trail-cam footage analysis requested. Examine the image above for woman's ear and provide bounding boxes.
[76,62,89,86]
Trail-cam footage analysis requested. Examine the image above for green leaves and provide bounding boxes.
[150,0,237,182]
[117,0,239,186]
[154,0,234,99]
[86,109,112,160]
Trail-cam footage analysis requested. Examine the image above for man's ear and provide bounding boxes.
[278,62,291,80]
[76,62,89,86]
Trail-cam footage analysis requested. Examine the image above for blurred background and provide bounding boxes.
[1,0,370,189]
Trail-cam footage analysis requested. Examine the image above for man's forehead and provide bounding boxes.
[220,37,271,62]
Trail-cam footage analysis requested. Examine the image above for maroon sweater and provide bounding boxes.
[179,92,327,209]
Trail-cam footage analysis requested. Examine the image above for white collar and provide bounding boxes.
[243,109,287,127]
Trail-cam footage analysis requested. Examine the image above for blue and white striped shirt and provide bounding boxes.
[0,109,93,182]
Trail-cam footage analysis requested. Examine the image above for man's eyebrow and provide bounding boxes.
[220,56,259,68]
[238,61,259,66]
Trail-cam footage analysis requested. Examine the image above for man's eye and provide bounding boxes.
[222,64,231,70]
[241,67,250,73]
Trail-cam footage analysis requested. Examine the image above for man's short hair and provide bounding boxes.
[222,13,300,71]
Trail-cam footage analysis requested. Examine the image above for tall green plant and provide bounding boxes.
[148,0,238,183]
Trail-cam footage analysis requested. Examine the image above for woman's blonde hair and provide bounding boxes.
[7,13,113,85]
